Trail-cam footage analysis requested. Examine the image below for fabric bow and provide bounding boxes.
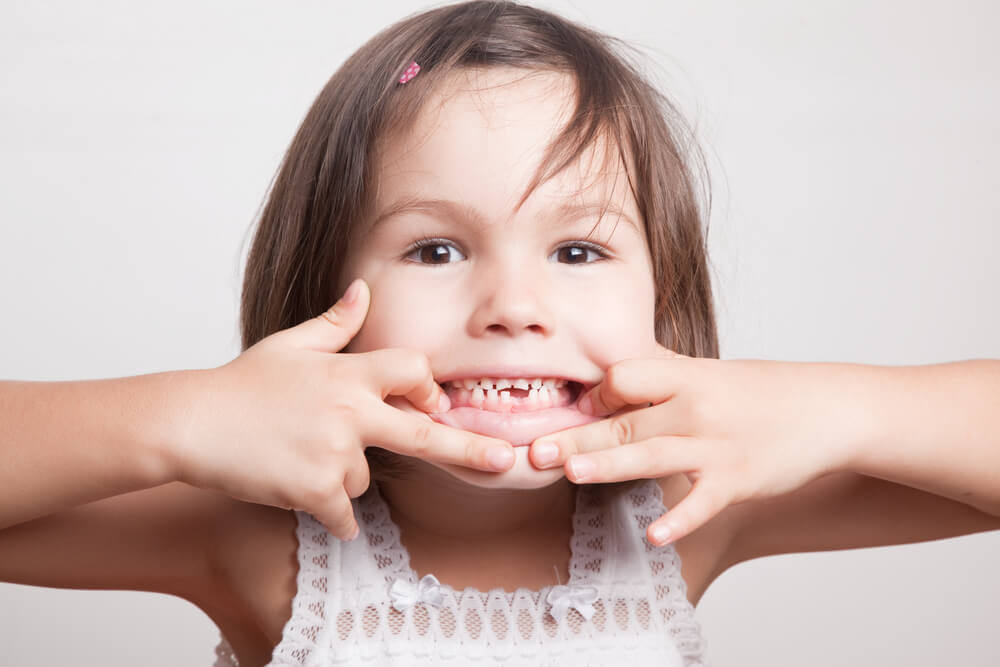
[546,584,600,622]
[389,573,446,611]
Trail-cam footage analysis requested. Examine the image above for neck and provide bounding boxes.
[376,463,575,541]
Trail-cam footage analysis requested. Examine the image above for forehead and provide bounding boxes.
[374,67,638,226]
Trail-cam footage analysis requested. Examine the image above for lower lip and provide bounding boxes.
[430,405,602,446]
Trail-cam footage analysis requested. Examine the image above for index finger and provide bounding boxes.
[364,405,515,472]
[531,403,652,466]
[581,358,677,417]
[364,348,450,413]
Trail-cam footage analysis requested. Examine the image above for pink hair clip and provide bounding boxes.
[398,60,421,84]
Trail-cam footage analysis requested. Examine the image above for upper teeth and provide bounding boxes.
[447,377,567,391]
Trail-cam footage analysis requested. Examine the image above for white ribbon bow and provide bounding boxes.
[546,584,600,622]
[389,574,446,611]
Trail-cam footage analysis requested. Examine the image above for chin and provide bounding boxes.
[426,446,568,490]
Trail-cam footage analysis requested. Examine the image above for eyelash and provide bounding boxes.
[402,236,612,266]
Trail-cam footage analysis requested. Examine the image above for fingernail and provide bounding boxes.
[578,394,593,415]
[348,525,360,541]
[436,393,451,412]
[487,447,514,471]
[342,279,361,304]
[533,440,558,467]
[568,456,595,481]
[650,523,673,545]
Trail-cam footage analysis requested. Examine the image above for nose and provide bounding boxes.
[467,260,554,338]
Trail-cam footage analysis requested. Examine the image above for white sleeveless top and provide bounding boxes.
[213,478,710,666]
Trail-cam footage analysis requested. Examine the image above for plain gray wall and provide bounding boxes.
[2,1,998,664]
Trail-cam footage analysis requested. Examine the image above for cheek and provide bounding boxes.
[573,274,658,360]
[346,280,455,353]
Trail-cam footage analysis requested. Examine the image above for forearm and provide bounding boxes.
[0,371,196,530]
[839,359,1000,517]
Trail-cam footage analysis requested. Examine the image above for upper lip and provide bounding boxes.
[435,367,599,391]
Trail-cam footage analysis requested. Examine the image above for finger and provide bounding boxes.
[342,451,372,499]
[580,358,680,417]
[364,406,515,472]
[646,480,731,547]
[280,278,371,353]
[561,435,702,484]
[530,401,680,469]
[364,348,450,413]
[306,487,359,542]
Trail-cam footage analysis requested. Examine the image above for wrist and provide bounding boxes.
[138,368,210,486]
[824,362,895,475]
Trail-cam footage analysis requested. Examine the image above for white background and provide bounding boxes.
[2,0,998,664]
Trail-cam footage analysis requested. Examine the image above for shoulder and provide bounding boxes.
[206,497,300,658]
[0,479,299,660]
[654,475,745,606]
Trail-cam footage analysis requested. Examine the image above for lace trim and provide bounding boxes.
[366,481,602,599]
[229,478,709,666]
[637,480,710,666]
[263,507,330,666]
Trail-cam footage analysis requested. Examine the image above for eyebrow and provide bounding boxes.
[369,196,640,233]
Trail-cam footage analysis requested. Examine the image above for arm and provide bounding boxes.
[841,359,1000,517]
[0,371,198,529]
[0,371,285,648]
[727,359,1000,565]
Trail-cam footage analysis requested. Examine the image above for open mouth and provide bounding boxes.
[439,377,585,414]
[431,374,599,447]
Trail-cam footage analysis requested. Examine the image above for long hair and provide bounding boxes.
[239,1,717,482]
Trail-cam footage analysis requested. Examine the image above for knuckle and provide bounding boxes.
[411,422,434,457]
[319,306,344,327]
[609,415,633,444]
[327,401,361,433]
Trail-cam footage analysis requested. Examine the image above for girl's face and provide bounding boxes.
[344,68,659,490]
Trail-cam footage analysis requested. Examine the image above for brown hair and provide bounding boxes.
[239,0,718,482]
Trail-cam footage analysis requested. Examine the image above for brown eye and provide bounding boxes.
[551,243,607,264]
[420,244,450,263]
[405,240,466,265]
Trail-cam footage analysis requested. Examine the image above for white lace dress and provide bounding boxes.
[213,478,710,666]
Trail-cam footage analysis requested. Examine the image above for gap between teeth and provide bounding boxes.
[469,385,554,407]
[443,378,572,409]
[447,378,566,391]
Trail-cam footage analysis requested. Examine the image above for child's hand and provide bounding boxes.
[170,279,515,541]
[528,346,863,546]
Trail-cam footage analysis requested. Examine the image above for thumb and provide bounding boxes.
[285,278,371,353]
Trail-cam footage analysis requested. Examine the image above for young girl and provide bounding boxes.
[2,1,999,665]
